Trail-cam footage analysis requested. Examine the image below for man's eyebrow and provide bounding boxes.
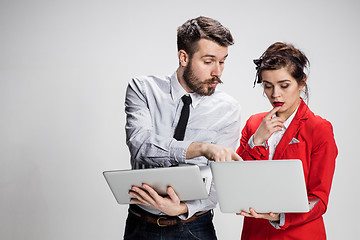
[201,54,228,59]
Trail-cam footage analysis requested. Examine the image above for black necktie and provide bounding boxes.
[174,95,192,141]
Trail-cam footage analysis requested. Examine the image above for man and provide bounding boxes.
[124,16,242,239]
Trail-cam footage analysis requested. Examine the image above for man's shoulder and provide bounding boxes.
[131,74,171,86]
[211,89,240,107]
[128,74,173,95]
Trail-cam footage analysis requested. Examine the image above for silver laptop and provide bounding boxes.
[211,160,310,213]
[103,164,210,204]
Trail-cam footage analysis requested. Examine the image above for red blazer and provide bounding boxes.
[236,99,337,240]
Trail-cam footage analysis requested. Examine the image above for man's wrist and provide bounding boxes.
[178,202,188,216]
[199,142,210,156]
[186,142,210,159]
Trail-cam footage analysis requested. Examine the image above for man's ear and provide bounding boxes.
[178,50,189,67]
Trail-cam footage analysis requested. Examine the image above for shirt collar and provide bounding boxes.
[170,71,204,108]
[188,92,203,108]
[170,72,186,101]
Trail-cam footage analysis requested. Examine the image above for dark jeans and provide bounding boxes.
[123,206,217,240]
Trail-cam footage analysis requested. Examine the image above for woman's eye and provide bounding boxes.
[281,84,289,88]
[264,84,272,89]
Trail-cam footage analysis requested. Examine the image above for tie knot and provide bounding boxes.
[181,95,192,105]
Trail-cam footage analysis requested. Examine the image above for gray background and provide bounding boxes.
[1,0,359,239]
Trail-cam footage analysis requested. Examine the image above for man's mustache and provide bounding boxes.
[205,77,223,84]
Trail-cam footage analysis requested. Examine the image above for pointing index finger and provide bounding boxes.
[265,106,282,119]
[232,152,243,161]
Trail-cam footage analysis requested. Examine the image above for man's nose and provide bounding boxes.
[211,63,223,77]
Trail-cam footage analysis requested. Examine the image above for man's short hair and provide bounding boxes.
[177,16,234,57]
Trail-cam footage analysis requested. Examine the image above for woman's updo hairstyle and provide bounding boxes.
[253,42,310,99]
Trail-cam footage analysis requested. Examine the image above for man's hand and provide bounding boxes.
[129,184,188,216]
[201,143,242,162]
[236,208,280,221]
[186,142,242,161]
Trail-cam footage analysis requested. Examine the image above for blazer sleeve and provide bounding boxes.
[280,120,338,229]
[236,115,269,160]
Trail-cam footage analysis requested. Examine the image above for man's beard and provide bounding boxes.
[183,62,223,96]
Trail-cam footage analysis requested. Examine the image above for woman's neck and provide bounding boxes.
[276,99,301,121]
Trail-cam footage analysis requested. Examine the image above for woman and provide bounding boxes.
[236,42,337,239]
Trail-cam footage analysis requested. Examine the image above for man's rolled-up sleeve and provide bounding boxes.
[125,78,191,167]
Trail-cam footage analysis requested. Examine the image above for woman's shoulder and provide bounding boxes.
[304,107,332,126]
[245,112,268,126]
[302,109,337,153]
[249,112,268,120]
[303,109,335,137]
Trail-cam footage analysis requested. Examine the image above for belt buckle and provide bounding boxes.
[157,216,168,227]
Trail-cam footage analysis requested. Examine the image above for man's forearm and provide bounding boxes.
[186,142,210,159]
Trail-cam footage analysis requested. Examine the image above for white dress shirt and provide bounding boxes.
[248,107,298,228]
[268,109,297,160]
[125,72,241,219]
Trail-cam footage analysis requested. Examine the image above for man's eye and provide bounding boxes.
[204,61,212,64]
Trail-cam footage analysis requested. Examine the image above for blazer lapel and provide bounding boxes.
[273,100,308,159]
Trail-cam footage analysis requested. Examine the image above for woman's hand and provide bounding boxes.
[129,184,188,216]
[253,106,284,146]
[237,208,280,221]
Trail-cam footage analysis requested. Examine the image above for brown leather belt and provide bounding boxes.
[128,205,209,227]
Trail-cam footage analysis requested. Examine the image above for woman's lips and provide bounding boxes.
[274,102,284,107]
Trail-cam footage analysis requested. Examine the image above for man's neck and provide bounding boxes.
[176,67,192,93]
